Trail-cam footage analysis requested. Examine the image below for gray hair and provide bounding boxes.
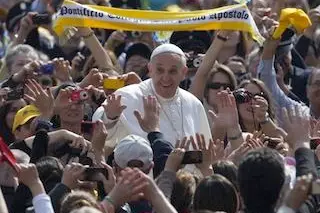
[150,52,187,68]
[5,44,39,73]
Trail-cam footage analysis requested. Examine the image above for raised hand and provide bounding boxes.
[134,96,160,133]
[54,88,74,111]
[98,162,116,194]
[209,90,239,130]
[283,106,311,150]
[85,85,107,106]
[79,68,108,88]
[190,133,214,176]
[91,120,108,163]
[16,163,45,196]
[24,79,54,119]
[0,88,9,107]
[121,72,142,86]
[107,168,149,207]
[69,136,92,156]
[252,96,269,123]
[12,61,41,83]
[103,94,127,120]
[304,7,320,38]
[52,58,72,82]
[284,174,313,211]
[164,148,185,172]
[62,163,87,189]
[311,119,320,138]
[104,30,127,51]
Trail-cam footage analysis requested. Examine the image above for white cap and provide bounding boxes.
[150,43,185,60]
[114,134,153,170]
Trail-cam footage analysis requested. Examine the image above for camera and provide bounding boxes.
[187,54,203,69]
[6,88,24,101]
[233,89,253,104]
[70,90,89,102]
[39,64,54,75]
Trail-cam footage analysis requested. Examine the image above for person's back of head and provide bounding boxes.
[114,134,154,175]
[35,156,63,192]
[193,174,238,213]
[238,148,285,213]
[61,190,100,213]
[212,160,238,190]
[171,169,198,213]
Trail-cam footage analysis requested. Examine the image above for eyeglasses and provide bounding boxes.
[207,82,234,90]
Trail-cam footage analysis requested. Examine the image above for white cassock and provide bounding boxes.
[92,79,212,148]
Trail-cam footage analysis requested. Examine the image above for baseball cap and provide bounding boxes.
[114,134,153,170]
[12,105,41,132]
[150,43,185,60]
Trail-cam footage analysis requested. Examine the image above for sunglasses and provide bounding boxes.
[233,89,266,104]
[207,82,234,90]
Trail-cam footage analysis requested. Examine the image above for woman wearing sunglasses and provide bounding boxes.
[235,79,286,139]
[190,31,237,127]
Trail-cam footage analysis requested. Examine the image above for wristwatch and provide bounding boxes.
[35,119,53,131]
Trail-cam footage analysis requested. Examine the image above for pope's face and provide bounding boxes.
[148,53,187,99]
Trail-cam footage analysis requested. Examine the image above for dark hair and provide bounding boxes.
[237,78,276,132]
[238,148,284,213]
[171,170,198,213]
[212,161,238,191]
[60,190,100,213]
[204,63,237,101]
[36,156,64,192]
[0,99,27,145]
[193,174,238,213]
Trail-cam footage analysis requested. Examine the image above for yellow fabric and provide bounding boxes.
[53,0,265,45]
[12,105,41,132]
[272,8,312,40]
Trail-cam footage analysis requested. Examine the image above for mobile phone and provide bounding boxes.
[81,121,95,134]
[39,64,54,75]
[103,78,125,90]
[264,137,279,149]
[310,138,320,150]
[312,181,320,194]
[6,88,24,101]
[83,168,108,181]
[181,151,203,164]
[32,14,51,25]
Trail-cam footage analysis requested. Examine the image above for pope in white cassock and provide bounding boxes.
[92,43,212,148]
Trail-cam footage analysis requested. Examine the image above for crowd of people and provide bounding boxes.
[0,0,320,212]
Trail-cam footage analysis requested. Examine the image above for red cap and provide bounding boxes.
[0,137,17,172]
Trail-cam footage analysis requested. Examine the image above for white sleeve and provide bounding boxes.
[32,193,54,213]
[277,206,295,213]
[92,105,129,148]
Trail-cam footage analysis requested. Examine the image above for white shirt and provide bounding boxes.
[93,79,212,147]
